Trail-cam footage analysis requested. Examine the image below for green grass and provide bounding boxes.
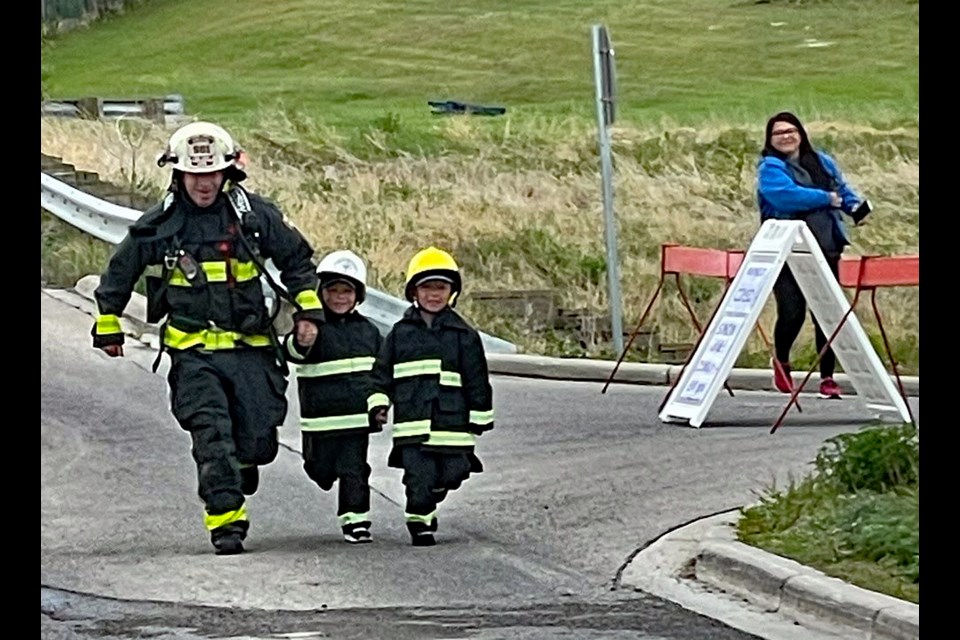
[41,0,919,372]
[737,422,919,603]
[40,209,115,287]
[43,0,919,139]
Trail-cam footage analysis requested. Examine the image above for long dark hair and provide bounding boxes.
[762,111,834,190]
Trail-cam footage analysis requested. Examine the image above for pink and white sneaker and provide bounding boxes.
[818,377,842,399]
[772,359,793,394]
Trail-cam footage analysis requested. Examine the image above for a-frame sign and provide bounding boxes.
[659,219,911,428]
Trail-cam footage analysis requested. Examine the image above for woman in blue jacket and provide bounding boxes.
[756,111,868,400]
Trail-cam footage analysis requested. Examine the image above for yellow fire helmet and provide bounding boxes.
[157,121,245,175]
[404,246,462,306]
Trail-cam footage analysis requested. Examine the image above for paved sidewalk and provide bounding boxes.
[485,352,919,398]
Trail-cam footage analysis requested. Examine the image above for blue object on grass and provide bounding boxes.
[428,100,506,116]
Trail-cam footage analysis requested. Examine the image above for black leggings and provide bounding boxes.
[772,256,840,379]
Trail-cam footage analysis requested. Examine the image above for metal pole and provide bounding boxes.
[592,25,624,355]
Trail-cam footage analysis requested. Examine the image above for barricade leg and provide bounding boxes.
[869,289,916,426]
[603,277,665,394]
[770,290,862,434]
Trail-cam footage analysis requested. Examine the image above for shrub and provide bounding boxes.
[737,421,920,602]
[813,422,919,493]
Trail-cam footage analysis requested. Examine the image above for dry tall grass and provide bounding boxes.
[40,114,919,372]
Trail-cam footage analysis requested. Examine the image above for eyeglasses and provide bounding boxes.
[771,127,799,137]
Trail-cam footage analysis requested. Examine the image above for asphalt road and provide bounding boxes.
[41,289,915,639]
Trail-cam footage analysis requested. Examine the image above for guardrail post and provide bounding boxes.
[141,98,166,123]
[76,97,103,120]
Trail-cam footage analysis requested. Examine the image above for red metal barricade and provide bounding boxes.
[605,244,919,431]
[771,254,919,432]
[603,244,747,399]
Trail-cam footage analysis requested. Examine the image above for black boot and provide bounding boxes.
[411,532,435,547]
[342,523,373,544]
[212,532,244,555]
[211,521,249,555]
[407,520,436,547]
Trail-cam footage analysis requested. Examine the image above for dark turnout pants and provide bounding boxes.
[773,256,841,379]
[302,432,371,528]
[168,348,287,528]
[397,444,474,532]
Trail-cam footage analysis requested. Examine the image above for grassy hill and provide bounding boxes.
[40,0,919,372]
[42,0,919,134]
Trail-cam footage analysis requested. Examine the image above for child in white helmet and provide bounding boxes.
[368,247,495,546]
[284,250,383,543]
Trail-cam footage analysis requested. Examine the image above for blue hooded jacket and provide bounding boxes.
[756,150,863,256]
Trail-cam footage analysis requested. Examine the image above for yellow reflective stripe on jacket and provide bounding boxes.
[439,371,462,387]
[95,314,122,335]
[168,260,260,286]
[296,357,375,378]
[300,413,369,432]
[394,359,442,378]
[204,504,248,531]
[367,393,390,412]
[424,430,477,447]
[404,510,437,524]
[393,360,460,384]
[469,409,495,425]
[163,325,272,350]
[338,511,371,526]
[393,419,431,439]
[295,289,323,311]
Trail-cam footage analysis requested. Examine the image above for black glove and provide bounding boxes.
[293,308,325,325]
[91,325,125,349]
[369,406,388,431]
[469,421,494,436]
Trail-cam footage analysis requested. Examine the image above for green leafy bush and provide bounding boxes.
[814,422,919,493]
[738,422,920,603]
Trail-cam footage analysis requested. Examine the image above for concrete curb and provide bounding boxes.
[695,518,919,640]
[63,275,919,398]
[484,353,919,398]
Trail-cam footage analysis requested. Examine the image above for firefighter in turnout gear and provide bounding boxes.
[91,121,324,555]
[283,250,383,544]
[368,247,495,546]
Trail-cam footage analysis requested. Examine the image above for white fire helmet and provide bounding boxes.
[316,250,368,305]
[157,121,243,174]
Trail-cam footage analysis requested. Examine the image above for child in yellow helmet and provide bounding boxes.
[368,247,495,546]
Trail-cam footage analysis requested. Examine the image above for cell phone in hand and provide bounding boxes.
[851,200,872,224]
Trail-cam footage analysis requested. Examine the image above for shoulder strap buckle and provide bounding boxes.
[227,185,251,215]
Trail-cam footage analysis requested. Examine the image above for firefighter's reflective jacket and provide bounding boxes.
[91,186,322,352]
[368,306,495,467]
[284,311,383,437]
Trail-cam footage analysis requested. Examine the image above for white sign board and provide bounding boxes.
[659,220,911,428]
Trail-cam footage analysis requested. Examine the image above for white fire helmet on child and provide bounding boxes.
[316,250,368,305]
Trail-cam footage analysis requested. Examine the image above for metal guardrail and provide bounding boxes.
[40,171,519,354]
[41,94,187,120]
